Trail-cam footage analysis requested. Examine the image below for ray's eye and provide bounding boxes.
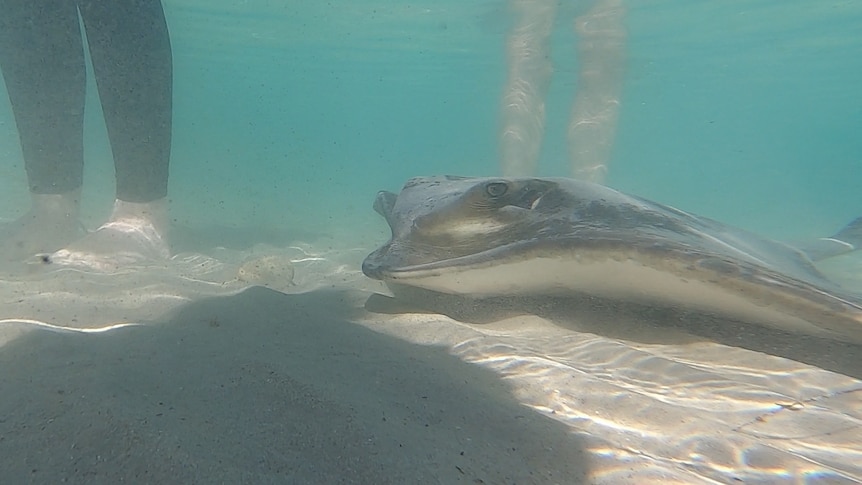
[485,182,508,198]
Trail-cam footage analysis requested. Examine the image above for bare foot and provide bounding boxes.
[50,198,170,271]
[0,192,83,262]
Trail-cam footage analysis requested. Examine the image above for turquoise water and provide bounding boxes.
[1,2,862,481]
[2,0,861,241]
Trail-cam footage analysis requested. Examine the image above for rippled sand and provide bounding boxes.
[1,234,860,483]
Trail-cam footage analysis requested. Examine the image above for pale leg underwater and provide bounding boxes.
[499,0,626,183]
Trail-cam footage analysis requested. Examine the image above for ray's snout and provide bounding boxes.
[363,190,402,280]
[361,247,387,280]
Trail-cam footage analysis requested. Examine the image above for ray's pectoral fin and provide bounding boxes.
[801,216,862,262]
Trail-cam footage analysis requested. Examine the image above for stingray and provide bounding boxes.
[362,176,862,344]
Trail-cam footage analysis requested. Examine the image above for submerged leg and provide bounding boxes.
[77,0,173,205]
[0,0,87,260]
[50,0,173,269]
[499,0,557,177]
[567,0,626,183]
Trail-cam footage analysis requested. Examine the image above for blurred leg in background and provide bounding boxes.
[499,0,556,177]
[568,0,626,183]
[499,0,625,182]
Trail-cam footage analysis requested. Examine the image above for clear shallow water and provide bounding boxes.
[158,0,862,241]
[1,1,860,240]
[1,0,862,482]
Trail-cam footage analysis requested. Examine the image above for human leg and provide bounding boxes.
[52,0,173,267]
[0,0,87,259]
[567,0,626,183]
[77,0,172,206]
[499,0,557,177]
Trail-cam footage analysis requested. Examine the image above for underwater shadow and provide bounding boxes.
[0,287,589,484]
[367,285,862,380]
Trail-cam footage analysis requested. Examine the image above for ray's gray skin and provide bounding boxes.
[363,176,862,343]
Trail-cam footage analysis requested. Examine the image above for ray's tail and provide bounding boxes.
[804,216,862,262]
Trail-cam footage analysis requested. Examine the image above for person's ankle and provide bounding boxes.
[109,197,169,238]
[29,189,82,221]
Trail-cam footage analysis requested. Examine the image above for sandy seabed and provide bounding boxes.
[1,229,861,484]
